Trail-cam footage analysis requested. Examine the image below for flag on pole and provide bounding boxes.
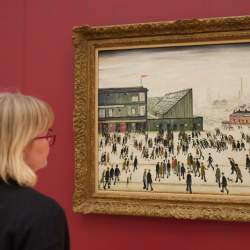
[139,74,149,87]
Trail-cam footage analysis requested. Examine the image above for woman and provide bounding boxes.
[0,93,70,250]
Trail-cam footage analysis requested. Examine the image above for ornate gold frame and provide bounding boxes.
[73,15,250,221]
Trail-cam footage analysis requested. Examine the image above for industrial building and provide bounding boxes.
[98,87,148,133]
[98,87,203,133]
[229,109,250,125]
[147,89,203,131]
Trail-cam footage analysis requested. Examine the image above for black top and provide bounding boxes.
[147,172,152,183]
[0,180,70,250]
[222,176,227,187]
[186,173,192,184]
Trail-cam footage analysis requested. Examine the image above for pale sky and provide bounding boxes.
[98,43,250,112]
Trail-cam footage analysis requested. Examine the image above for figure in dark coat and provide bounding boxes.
[229,158,236,175]
[110,166,114,181]
[186,172,192,194]
[246,154,250,172]
[235,164,243,183]
[215,164,221,188]
[146,170,153,191]
[155,162,160,182]
[221,173,229,194]
[114,164,120,185]
[143,169,147,189]
[195,158,201,177]
[133,156,138,172]
[207,153,214,170]
[181,163,186,180]
[167,160,171,178]
[104,167,110,190]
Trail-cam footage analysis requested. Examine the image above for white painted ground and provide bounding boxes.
[98,125,250,195]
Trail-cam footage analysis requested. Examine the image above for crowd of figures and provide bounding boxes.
[99,127,250,195]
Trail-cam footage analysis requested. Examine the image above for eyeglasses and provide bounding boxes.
[33,129,56,146]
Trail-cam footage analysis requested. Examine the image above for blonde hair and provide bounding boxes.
[0,92,54,187]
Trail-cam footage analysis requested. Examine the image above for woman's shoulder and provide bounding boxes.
[0,181,69,250]
[21,187,65,216]
[26,188,63,210]
[0,180,65,217]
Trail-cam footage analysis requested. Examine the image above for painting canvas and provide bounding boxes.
[98,43,250,196]
[73,16,250,220]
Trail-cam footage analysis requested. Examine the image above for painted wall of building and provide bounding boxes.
[164,90,193,118]
[230,113,250,124]
[147,117,202,131]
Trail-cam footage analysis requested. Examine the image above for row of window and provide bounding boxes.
[99,105,145,118]
[100,92,146,104]
[132,92,145,102]
[232,119,250,123]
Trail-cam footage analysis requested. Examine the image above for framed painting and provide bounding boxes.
[73,15,250,221]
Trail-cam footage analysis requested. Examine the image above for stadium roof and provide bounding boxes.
[148,89,192,116]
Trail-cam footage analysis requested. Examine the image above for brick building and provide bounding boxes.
[229,110,250,125]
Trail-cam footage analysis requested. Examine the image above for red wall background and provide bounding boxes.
[1,1,250,250]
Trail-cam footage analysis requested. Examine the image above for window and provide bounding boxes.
[131,108,136,115]
[139,92,145,101]
[99,109,105,118]
[132,95,139,102]
[139,105,145,116]
[108,109,113,117]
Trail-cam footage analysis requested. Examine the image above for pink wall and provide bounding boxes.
[1,1,250,250]
[230,114,250,124]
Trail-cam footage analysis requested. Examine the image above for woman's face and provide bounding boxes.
[23,131,50,172]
